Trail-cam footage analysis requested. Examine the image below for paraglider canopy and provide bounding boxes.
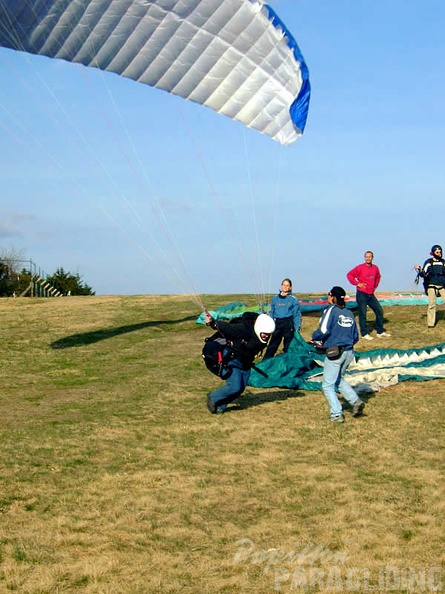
[0,0,310,145]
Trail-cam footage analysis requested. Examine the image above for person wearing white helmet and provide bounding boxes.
[204,312,275,414]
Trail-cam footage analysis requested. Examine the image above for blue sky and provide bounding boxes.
[1,0,445,303]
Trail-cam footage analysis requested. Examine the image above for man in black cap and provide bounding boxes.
[414,245,445,328]
[311,286,365,423]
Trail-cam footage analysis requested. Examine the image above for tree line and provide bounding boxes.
[0,249,94,297]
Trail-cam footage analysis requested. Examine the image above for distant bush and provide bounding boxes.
[0,255,95,297]
[0,262,33,297]
[46,267,95,296]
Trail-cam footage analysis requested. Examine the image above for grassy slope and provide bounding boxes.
[0,294,444,593]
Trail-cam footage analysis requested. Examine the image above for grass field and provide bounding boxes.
[1,294,444,593]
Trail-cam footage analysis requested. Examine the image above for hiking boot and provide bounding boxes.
[352,399,365,417]
[377,331,391,337]
[329,414,344,423]
[206,393,217,414]
[362,334,373,341]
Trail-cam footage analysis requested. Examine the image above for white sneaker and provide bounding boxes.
[362,334,374,341]
[377,332,391,338]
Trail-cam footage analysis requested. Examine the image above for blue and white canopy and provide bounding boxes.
[0,0,310,145]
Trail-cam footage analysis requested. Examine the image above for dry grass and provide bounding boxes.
[0,294,444,593]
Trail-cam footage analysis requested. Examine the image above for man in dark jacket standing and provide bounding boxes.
[312,286,365,423]
[414,244,445,328]
[204,313,275,414]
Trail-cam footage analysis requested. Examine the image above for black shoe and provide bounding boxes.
[206,393,217,414]
[352,399,365,417]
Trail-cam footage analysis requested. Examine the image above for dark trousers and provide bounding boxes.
[263,317,294,359]
[356,291,384,335]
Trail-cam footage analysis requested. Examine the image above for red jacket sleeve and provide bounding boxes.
[374,266,381,290]
[346,265,360,286]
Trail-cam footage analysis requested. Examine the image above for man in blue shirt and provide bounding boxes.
[312,286,365,423]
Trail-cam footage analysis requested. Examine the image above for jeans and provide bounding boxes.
[322,349,359,418]
[209,360,251,410]
[356,290,384,335]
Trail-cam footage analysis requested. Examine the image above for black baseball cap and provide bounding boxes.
[329,286,346,306]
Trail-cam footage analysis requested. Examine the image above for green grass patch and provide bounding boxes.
[0,294,444,593]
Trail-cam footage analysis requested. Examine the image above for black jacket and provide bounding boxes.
[209,320,264,369]
[420,257,445,289]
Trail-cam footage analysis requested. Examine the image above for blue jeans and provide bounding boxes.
[356,291,384,335]
[322,350,359,418]
[209,361,251,411]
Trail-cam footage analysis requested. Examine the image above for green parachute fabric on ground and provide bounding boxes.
[248,340,445,392]
[196,302,261,325]
[198,304,445,391]
[249,332,321,391]
[196,296,444,324]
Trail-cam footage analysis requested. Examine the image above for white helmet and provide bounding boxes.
[254,314,276,343]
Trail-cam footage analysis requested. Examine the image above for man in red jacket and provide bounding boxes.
[346,251,391,341]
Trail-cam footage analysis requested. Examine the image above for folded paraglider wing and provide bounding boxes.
[0,0,310,145]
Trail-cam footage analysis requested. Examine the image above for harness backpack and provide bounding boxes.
[417,272,429,295]
[202,311,261,378]
[415,261,430,295]
[202,333,234,378]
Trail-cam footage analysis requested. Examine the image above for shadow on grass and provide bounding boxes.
[436,309,445,323]
[233,389,308,410]
[51,315,197,349]
[342,392,377,416]
[225,389,377,413]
